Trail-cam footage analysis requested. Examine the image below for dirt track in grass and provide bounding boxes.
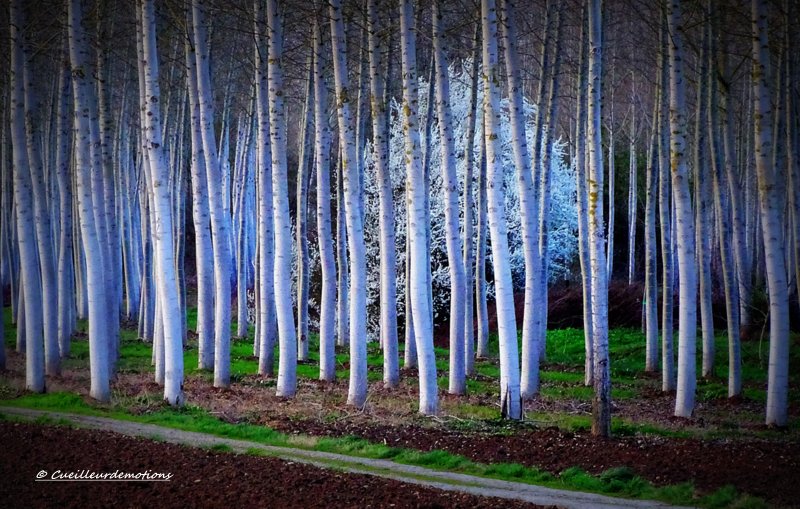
[0,421,549,509]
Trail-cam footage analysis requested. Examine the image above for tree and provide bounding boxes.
[432,0,467,395]
[751,0,790,427]
[313,5,337,383]
[330,0,368,408]
[67,0,109,401]
[667,0,698,418]
[499,0,543,398]
[253,0,276,377]
[185,7,215,372]
[400,0,438,414]
[266,0,297,398]
[586,0,611,437]
[138,0,184,405]
[191,0,233,389]
[481,0,521,420]
[367,0,399,388]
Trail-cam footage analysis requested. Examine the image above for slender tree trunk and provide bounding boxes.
[367,0,399,388]
[185,9,215,371]
[644,101,660,373]
[476,129,489,359]
[265,0,298,398]
[192,0,233,389]
[574,11,594,385]
[314,8,336,383]
[10,0,45,393]
[254,0,276,377]
[139,0,184,405]
[499,0,542,399]
[708,18,741,395]
[751,0,790,427]
[668,0,698,418]
[330,0,369,408]
[400,0,437,414]
[432,0,467,395]
[67,0,109,402]
[482,0,521,420]
[658,16,675,392]
[695,11,714,379]
[587,0,611,437]
[296,59,313,362]
[463,25,481,377]
[56,49,75,359]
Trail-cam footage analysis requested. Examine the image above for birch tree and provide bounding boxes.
[330,0,368,408]
[400,0,437,414]
[265,0,297,398]
[10,0,45,393]
[668,0,698,418]
[313,7,336,383]
[482,0,521,420]
[367,0,399,388]
[499,0,542,398]
[586,0,611,437]
[192,0,233,388]
[751,0,790,427]
[254,0,276,377]
[139,0,184,405]
[431,0,467,395]
[67,0,109,401]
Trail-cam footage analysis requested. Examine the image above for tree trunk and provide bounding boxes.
[67,0,110,401]
[400,0,437,414]
[330,0,369,408]
[587,0,611,437]
[313,9,337,383]
[481,0,521,420]
[192,0,233,389]
[751,0,790,427]
[667,0,698,418]
[367,0,399,388]
[499,0,543,399]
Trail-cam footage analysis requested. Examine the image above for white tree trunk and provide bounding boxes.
[499,0,542,399]
[400,0,438,415]
[266,0,298,398]
[313,10,337,383]
[668,0,698,418]
[253,0,276,377]
[367,0,399,388]
[185,10,215,371]
[10,0,45,393]
[296,60,313,362]
[462,26,481,377]
[139,0,184,406]
[330,0,368,408]
[695,14,714,379]
[575,13,594,386]
[482,0,521,420]
[432,0,467,395]
[67,0,110,402]
[192,0,233,389]
[751,0,790,427]
[587,0,611,437]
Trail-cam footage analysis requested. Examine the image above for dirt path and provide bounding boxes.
[0,406,691,509]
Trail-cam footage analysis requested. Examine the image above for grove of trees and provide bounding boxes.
[1,0,798,437]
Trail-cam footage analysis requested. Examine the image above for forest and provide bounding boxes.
[0,0,798,507]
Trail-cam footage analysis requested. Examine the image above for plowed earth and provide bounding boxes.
[0,421,549,509]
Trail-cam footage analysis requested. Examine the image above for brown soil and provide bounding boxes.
[0,421,548,509]
[269,418,800,507]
